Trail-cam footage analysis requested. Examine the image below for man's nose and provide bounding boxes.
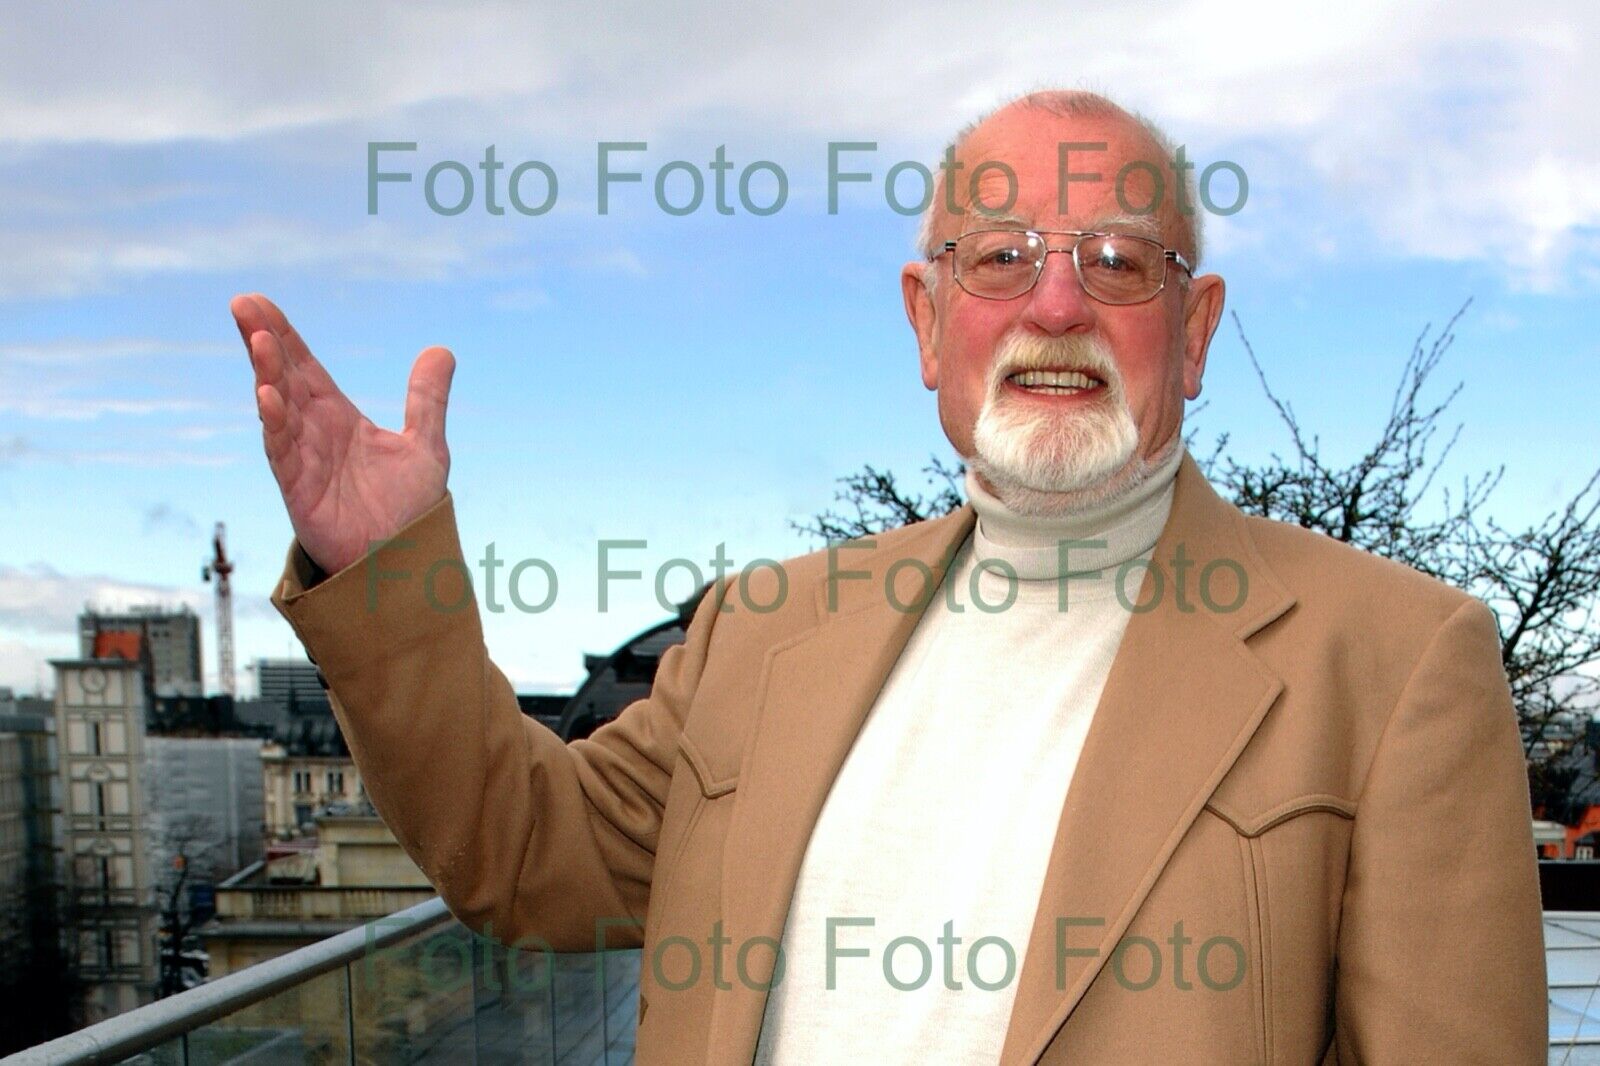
[1021,248,1097,335]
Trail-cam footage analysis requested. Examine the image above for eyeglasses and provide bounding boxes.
[931,229,1193,305]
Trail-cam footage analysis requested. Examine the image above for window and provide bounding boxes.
[326,770,345,795]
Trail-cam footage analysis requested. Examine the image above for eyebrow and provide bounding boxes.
[1090,213,1163,240]
[957,212,1029,235]
[955,212,1164,241]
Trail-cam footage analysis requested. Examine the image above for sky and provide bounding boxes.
[1,0,1596,697]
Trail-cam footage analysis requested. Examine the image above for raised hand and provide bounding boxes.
[231,293,456,575]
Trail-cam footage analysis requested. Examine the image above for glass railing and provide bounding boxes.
[1548,911,1600,1065]
[7,897,642,1065]
[5,903,1597,1064]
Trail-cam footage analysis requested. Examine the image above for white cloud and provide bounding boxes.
[0,563,204,634]
[0,338,231,364]
[3,400,213,421]
[0,217,506,300]
[0,1,1593,288]
[0,337,234,424]
[488,287,553,311]
[0,634,71,695]
[0,435,236,465]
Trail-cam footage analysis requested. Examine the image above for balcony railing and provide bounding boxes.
[4,903,1597,1064]
[5,896,641,1065]
[213,885,436,923]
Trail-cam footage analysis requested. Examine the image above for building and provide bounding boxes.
[0,690,79,1052]
[49,655,158,1022]
[202,807,432,976]
[253,657,326,710]
[78,606,202,698]
[143,736,265,884]
[137,735,266,997]
[261,742,362,841]
[555,587,704,739]
[0,690,60,929]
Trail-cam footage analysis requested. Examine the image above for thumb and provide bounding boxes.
[403,346,455,447]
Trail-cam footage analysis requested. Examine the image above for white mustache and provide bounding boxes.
[986,333,1122,398]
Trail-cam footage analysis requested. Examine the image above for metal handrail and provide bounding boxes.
[1,896,452,1066]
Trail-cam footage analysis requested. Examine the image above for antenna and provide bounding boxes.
[201,522,235,696]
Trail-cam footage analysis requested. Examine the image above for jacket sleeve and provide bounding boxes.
[1332,596,1548,1063]
[269,491,728,951]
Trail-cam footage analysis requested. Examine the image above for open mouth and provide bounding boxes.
[1005,368,1105,396]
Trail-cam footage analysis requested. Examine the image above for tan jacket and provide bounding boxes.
[271,451,1547,1064]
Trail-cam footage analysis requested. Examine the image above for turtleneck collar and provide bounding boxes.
[964,443,1184,583]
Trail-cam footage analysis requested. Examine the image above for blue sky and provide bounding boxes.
[1,1,1596,695]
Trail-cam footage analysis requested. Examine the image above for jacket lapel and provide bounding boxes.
[707,507,977,1061]
[998,452,1295,1064]
[706,452,1295,1065]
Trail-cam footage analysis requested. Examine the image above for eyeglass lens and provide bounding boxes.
[952,231,1167,304]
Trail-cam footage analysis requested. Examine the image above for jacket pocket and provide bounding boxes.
[1235,832,1269,1065]
[652,731,739,924]
[677,729,739,799]
[1204,794,1356,838]
[1207,794,1357,1066]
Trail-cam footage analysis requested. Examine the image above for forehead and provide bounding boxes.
[945,107,1174,236]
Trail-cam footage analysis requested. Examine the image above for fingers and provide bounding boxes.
[243,322,305,474]
[255,382,287,433]
[236,292,300,356]
[254,378,305,490]
[228,294,260,347]
[403,345,456,449]
[229,292,338,394]
[245,325,285,392]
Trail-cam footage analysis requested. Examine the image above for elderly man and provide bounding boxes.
[236,90,1547,1064]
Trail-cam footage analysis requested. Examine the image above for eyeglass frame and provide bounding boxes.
[929,228,1194,305]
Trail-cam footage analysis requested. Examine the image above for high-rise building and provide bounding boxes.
[253,658,325,711]
[0,689,59,912]
[0,689,62,957]
[0,689,73,1050]
[78,606,202,698]
[49,656,158,1022]
[143,737,265,882]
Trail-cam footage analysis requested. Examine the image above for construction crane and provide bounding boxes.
[201,522,235,696]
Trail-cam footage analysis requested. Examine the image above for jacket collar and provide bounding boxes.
[709,449,1296,1064]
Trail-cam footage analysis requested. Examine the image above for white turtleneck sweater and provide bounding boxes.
[753,445,1184,1065]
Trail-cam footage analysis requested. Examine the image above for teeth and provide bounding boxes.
[1010,369,1100,389]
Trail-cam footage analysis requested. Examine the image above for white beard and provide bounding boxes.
[967,331,1151,516]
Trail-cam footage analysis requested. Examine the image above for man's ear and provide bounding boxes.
[901,262,940,391]
[1180,273,1225,400]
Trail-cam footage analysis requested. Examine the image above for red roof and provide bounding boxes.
[93,631,143,661]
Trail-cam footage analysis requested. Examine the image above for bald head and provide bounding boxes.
[916,90,1203,285]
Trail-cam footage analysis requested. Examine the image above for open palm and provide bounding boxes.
[230,293,455,575]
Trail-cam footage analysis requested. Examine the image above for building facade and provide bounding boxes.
[50,657,158,1022]
[260,743,363,841]
[254,658,325,709]
[78,607,203,698]
[143,736,266,886]
[203,811,432,976]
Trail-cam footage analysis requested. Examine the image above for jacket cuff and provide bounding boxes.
[269,492,475,676]
[287,542,329,593]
